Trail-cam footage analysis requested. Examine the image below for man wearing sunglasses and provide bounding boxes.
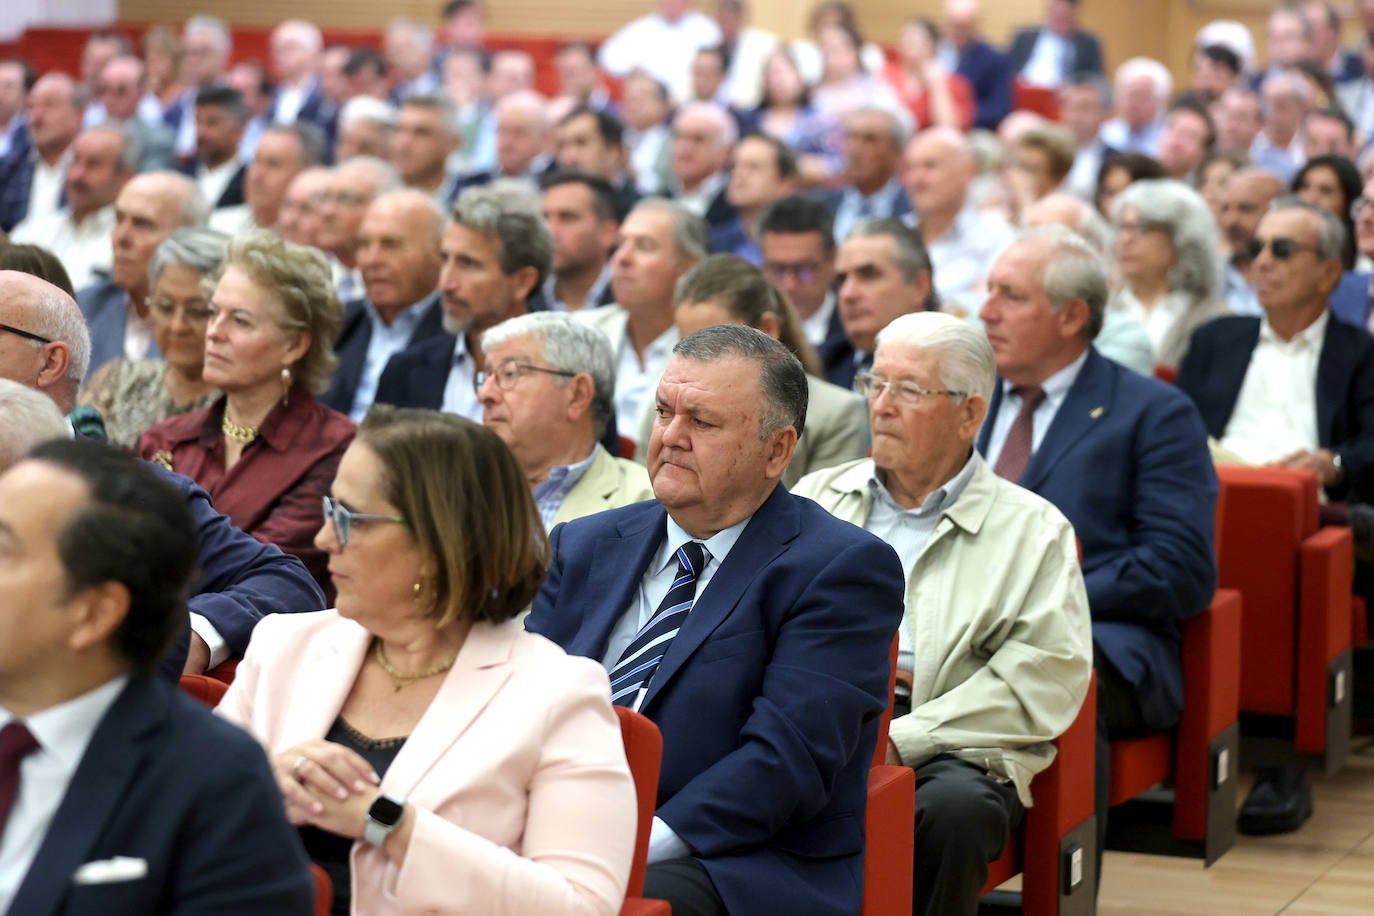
[1177,198,1374,835]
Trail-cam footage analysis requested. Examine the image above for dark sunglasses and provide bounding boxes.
[1245,236,1321,261]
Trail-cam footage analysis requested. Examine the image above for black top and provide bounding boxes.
[299,717,408,916]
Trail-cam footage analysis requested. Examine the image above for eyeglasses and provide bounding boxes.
[0,323,52,345]
[764,263,821,284]
[1116,219,1170,237]
[321,190,369,206]
[322,496,405,547]
[1245,236,1322,261]
[146,297,215,324]
[854,373,966,407]
[474,361,576,392]
[1352,197,1374,221]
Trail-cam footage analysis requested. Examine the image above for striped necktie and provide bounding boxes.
[610,541,707,707]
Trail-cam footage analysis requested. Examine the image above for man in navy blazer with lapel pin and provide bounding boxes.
[0,439,313,914]
[975,226,1218,863]
[527,325,905,916]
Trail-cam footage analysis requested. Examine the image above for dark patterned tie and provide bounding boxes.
[610,541,707,707]
[993,386,1047,482]
[0,722,38,839]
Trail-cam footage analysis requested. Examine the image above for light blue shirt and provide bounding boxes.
[1222,263,1263,317]
[533,447,598,529]
[984,349,1090,469]
[599,511,752,865]
[865,451,979,680]
[1099,116,1164,156]
[349,296,433,422]
[440,335,483,422]
[833,178,906,244]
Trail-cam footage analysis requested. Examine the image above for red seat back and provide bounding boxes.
[1012,80,1061,120]
[178,674,228,708]
[614,707,663,900]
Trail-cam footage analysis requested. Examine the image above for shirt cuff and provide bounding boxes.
[646,816,692,864]
[189,612,230,669]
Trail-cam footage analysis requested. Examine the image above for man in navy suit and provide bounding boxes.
[318,189,446,421]
[940,0,1013,129]
[1006,0,1105,89]
[975,226,1217,865]
[1178,200,1374,834]
[816,107,912,245]
[177,86,249,210]
[0,73,83,233]
[527,325,904,916]
[0,439,314,915]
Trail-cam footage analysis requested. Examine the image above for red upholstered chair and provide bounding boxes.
[311,863,331,916]
[1012,80,1061,120]
[615,708,671,916]
[1105,589,1243,865]
[618,436,637,461]
[207,659,239,684]
[1153,364,1178,384]
[863,637,915,915]
[978,675,1098,916]
[177,674,229,708]
[1213,467,1354,772]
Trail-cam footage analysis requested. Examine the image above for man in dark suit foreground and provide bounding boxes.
[975,226,1218,866]
[527,326,905,916]
[1178,198,1374,834]
[0,440,313,914]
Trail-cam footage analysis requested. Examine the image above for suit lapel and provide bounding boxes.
[1317,316,1352,445]
[278,620,371,748]
[579,508,665,661]
[640,486,798,713]
[8,678,167,915]
[1208,319,1260,435]
[416,335,457,410]
[976,383,1004,455]
[1020,350,1115,492]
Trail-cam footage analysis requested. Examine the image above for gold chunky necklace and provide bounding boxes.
[221,412,259,445]
[374,639,457,691]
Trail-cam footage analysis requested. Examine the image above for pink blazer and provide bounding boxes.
[217,610,636,915]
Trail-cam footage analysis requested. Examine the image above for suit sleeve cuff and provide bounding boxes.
[189,612,231,668]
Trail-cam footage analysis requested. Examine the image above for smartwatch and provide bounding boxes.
[364,793,407,847]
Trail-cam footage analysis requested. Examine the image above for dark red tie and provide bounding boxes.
[994,386,1047,483]
[0,721,38,838]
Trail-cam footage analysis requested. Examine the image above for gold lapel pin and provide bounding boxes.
[1089,407,1104,419]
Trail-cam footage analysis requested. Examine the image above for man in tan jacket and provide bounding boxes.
[793,310,1093,916]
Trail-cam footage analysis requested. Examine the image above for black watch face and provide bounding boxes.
[369,795,404,827]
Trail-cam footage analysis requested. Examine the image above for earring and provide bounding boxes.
[413,580,423,600]
[280,367,292,406]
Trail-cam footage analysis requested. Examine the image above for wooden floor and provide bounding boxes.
[1097,736,1374,915]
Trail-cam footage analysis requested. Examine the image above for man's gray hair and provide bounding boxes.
[627,198,710,261]
[264,120,326,167]
[25,284,91,390]
[481,312,617,438]
[143,170,210,228]
[673,324,808,440]
[845,216,941,311]
[337,155,405,195]
[387,18,436,55]
[452,182,553,288]
[1112,179,1219,300]
[403,91,462,138]
[875,311,996,401]
[0,379,68,471]
[147,227,231,290]
[184,15,232,55]
[847,105,913,149]
[339,96,399,131]
[1269,194,1347,261]
[674,101,737,148]
[1114,57,1173,102]
[1017,225,1109,341]
[84,123,140,173]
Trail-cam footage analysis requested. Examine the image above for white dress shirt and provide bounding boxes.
[350,298,433,421]
[26,148,72,225]
[0,677,129,914]
[598,512,750,865]
[1219,312,1326,463]
[984,349,1090,469]
[123,301,156,362]
[1020,31,1072,88]
[614,325,678,439]
[674,172,726,219]
[195,158,240,210]
[801,293,838,348]
[440,335,483,422]
[910,206,1016,317]
[629,125,671,195]
[597,12,721,103]
[9,205,116,289]
[274,80,311,125]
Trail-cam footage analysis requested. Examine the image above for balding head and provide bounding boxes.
[357,188,444,313]
[98,55,145,121]
[1023,193,1113,254]
[495,91,550,178]
[0,270,91,413]
[902,127,975,217]
[944,0,980,46]
[1221,167,1286,253]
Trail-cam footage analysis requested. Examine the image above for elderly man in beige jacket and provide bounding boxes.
[792,310,1093,916]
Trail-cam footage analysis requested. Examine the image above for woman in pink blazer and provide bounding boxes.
[218,408,636,915]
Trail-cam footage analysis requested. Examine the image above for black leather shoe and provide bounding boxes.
[1237,765,1313,835]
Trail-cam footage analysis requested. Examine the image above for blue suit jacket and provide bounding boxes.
[319,292,446,415]
[0,147,65,233]
[526,486,905,916]
[954,39,1014,129]
[976,348,1218,729]
[1177,314,1374,504]
[7,676,314,915]
[77,279,157,379]
[154,466,325,681]
[1330,270,1370,330]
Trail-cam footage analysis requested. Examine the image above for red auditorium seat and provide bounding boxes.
[614,707,671,916]
[863,637,915,915]
[1012,80,1061,120]
[311,863,331,916]
[177,673,228,708]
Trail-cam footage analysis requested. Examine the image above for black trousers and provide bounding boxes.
[912,755,1025,916]
[643,857,726,916]
[1094,652,1153,883]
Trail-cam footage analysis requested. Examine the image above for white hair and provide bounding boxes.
[335,156,404,195]
[0,379,68,471]
[24,284,91,396]
[340,96,399,131]
[1114,57,1173,103]
[183,16,232,56]
[1196,20,1257,73]
[273,20,323,53]
[495,90,550,129]
[386,18,435,56]
[481,312,617,437]
[875,311,996,401]
[674,101,738,149]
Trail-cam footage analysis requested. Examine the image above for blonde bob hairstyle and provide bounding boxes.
[206,228,343,394]
[357,406,548,626]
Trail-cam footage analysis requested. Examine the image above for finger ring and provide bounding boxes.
[292,756,310,780]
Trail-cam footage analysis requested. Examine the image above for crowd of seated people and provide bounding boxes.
[2,0,1374,911]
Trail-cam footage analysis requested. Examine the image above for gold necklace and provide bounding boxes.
[221,411,259,445]
[373,640,457,691]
